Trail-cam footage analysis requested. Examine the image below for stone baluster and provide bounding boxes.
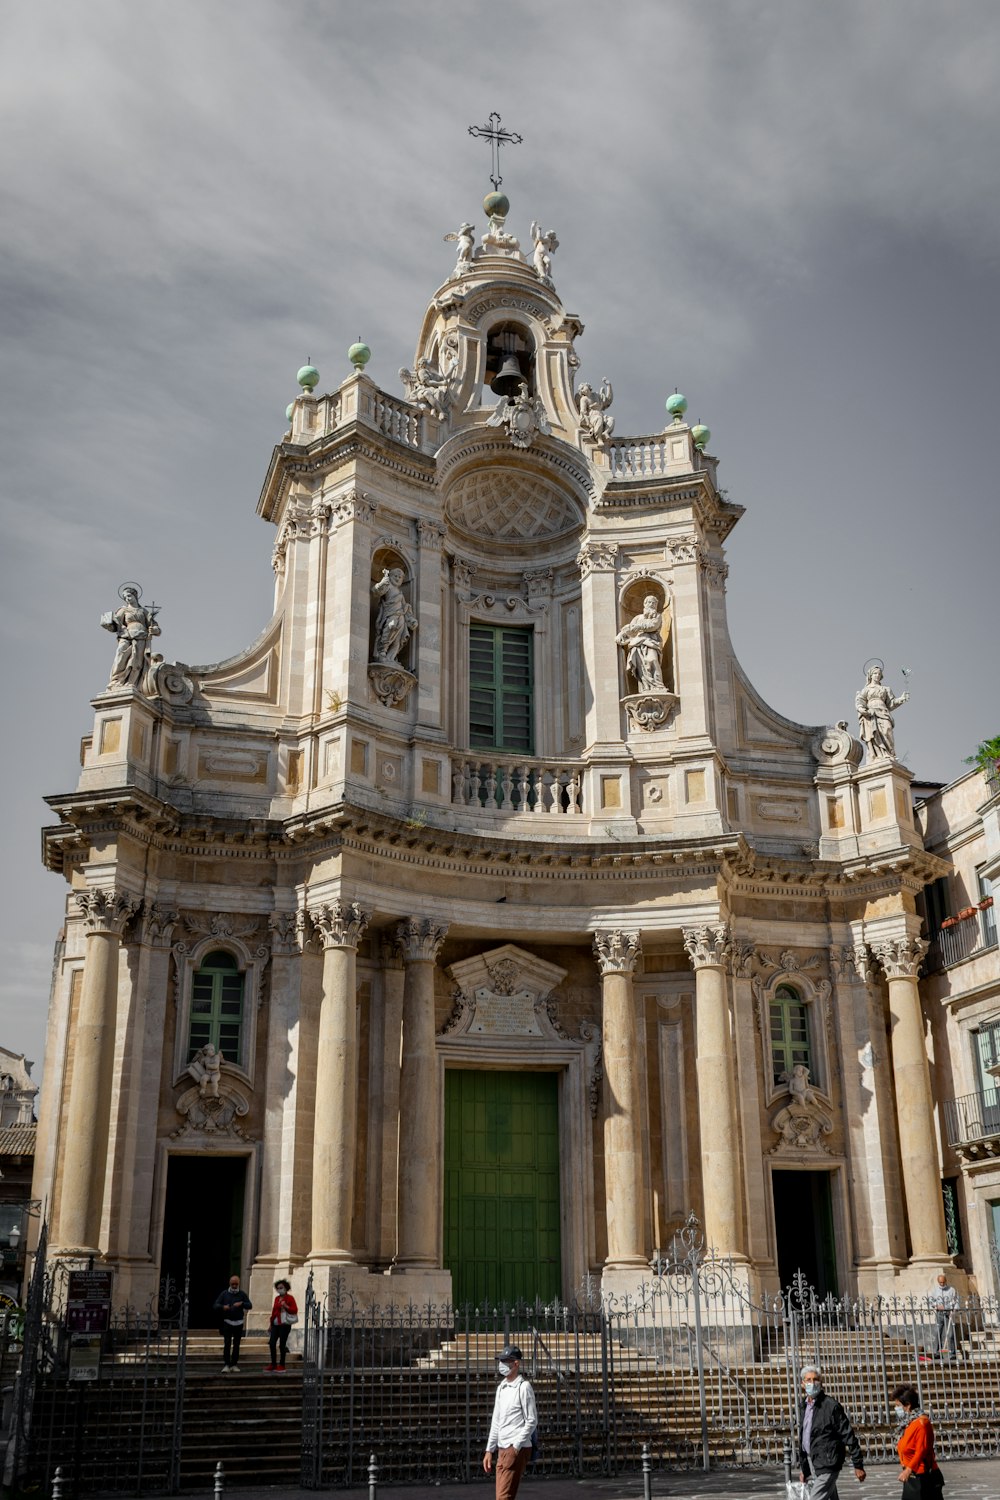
[308,901,370,1263]
[593,929,647,1267]
[872,936,950,1264]
[683,923,745,1259]
[393,918,448,1270]
[56,888,138,1254]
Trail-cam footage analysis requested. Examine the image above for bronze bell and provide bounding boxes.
[492,354,523,397]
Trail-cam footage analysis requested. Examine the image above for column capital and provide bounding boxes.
[830,943,875,985]
[269,910,307,956]
[140,902,178,948]
[872,936,928,979]
[577,541,618,578]
[593,929,641,975]
[378,930,406,970]
[310,901,370,951]
[76,888,139,938]
[728,939,755,978]
[396,917,448,963]
[682,923,731,970]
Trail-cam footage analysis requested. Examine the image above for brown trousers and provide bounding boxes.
[495,1446,530,1500]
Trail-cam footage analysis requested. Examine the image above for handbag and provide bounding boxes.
[785,1483,809,1500]
[902,1469,944,1499]
[280,1307,298,1325]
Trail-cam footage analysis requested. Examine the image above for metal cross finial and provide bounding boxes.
[467,111,523,190]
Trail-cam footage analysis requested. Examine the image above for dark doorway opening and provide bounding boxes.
[772,1168,838,1296]
[161,1155,247,1326]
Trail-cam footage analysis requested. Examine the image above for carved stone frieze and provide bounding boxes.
[578,542,618,578]
[682,924,731,969]
[396,917,448,963]
[580,1019,603,1118]
[872,936,928,979]
[593,929,641,975]
[757,950,822,974]
[181,911,265,942]
[768,1065,833,1155]
[622,692,677,733]
[368,663,417,708]
[76,889,139,939]
[172,1079,251,1141]
[439,987,472,1035]
[310,901,371,951]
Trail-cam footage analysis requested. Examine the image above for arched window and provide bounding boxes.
[769,984,812,1084]
[188,950,245,1065]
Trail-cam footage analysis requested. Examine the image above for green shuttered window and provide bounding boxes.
[469,625,533,753]
[769,984,812,1084]
[188,950,245,1064]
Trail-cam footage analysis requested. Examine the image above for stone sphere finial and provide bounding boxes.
[297,362,320,391]
[665,391,687,422]
[691,422,711,450]
[483,190,510,219]
[348,338,371,372]
[285,401,295,422]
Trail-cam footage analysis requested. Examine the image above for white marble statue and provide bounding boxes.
[187,1042,223,1099]
[577,379,615,443]
[855,663,908,761]
[443,221,475,273]
[399,356,454,421]
[529,221,559,283]
[100,583,161,690]
[616,595,666,691]
[486,381,551,450]
[372,568,418,664]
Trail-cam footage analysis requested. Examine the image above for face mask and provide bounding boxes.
[498,1362,512,1376]
[804,1382,820,1397]
[894,1405,907,1422]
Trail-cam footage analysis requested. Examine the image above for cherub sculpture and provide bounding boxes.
[399,356,453,421]
[187,1043,223,1099]
[530,222,559,283]
[855,662,909,762]
[443,221,475,274]
[577,379,615,444]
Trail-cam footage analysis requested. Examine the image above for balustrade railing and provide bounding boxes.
[451,756,584,815]
[607,435,676,478]
[360,388,424,448]
[936,910,997,967]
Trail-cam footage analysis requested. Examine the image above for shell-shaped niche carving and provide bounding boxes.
[445,466,582,541]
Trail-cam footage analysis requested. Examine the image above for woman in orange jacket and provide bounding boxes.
[890,1385,943,1499]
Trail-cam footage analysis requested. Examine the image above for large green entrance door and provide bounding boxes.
[444,1070,560,1305]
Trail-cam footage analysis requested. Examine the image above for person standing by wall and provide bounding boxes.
[213,1274,252,1373]
[932,1274,959,1361]
[483,1345,537,1500]
[265,1278,298,1372]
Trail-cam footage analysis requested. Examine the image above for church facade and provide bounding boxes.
[34,189,980,1321]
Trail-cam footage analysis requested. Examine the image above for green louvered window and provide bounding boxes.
[469,625,534,754]
[188,950,245,1064]
[769,984,812,1084]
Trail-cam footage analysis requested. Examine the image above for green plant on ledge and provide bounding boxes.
[965,735,1000,772]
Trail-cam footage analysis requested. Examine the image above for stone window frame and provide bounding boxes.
[171,934,265,1092]
[755,966,831,1104]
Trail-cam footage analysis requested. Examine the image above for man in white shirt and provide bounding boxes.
[933,1274,960,1361]
[483,1344,538,1500]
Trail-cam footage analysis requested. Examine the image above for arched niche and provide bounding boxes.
[482,319,536,404]
[617,576,674,693]
[370,546,416,674]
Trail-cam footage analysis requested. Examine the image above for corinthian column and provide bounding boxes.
[683,924,744,1259]
[593,929,647,1267]
[309,901,370,1263]
[393,917,448,1270]
[56,888,138,1254]
[872,936,949,1264]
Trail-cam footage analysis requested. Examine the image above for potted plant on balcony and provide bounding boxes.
[965,734,1000,776]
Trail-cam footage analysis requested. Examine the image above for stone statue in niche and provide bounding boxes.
[616,595,667,691]
[769,1063,833,1154]
[529,221,559,283]
[372,568,418,665]
[186,1043,223,1099]
[443,221,475,273]
[101,582,161,690]
[577,379,615,444]
[855,662,908,762]
[399,356,454,421]
[486,381,551,450]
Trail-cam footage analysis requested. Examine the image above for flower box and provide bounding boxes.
[957,907,978,921]
[940,918,957,929]
[979,896,994,910]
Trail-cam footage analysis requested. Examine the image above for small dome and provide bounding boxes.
[348,339,371,371]
[285,402,295,421]
[691,423,711,450]
[297,364,320,391]
[665,391,687,420]
[483,190,510,219]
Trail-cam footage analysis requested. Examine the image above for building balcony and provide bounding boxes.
[928,909,997,970]
[450,755,585,816]
[943,1090,1000,1157]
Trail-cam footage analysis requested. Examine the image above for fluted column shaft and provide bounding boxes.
[394,918,448,1269]
[309,902,369,1262]
[684,925,744,1258]
[594,930,646,1267]
[57,889,136,1253]
[874,938,949,1262]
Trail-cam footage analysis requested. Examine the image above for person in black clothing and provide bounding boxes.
[213,1275,252,1372]
[797,1366,866,1499]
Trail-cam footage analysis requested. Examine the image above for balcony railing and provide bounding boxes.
[943,1089,1000,1149]
[451,756,584,816]
[984,761,1000,802]
[936,909,997,967]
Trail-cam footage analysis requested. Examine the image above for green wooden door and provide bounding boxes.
[444,1070,561,1306]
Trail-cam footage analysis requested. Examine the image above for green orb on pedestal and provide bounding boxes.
[665,391,688,421]
[691,423,711,450]
[483,190,510,219]
[297,364,320,391]
[285,402,295,422]
[348,339,371,371]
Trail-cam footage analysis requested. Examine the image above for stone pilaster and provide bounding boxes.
[392,918,448,1273]
[255,910,309,1278]
[871,935,950,1267]
[308,901,370,1263]
[593,930,647,1269]
[54,888,138,1255]
[728,941,771,1268]
[415,519,445,730]
[683,923,745,1259]
[376,933,405,1262]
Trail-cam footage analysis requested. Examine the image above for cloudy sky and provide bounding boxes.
[2,1,999,1081]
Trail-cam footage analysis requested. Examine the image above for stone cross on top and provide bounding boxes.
[468,111,523,189]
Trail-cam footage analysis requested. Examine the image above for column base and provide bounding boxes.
[384,1265,454,1309]
[890,1257,963,1298]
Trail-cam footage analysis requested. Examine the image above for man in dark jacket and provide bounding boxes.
[798,1366,866,1499]
[213,1275,252,1373]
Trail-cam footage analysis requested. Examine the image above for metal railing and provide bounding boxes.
[983,762,1000,802]
[450,757,585,815]
[936,910,997,967]
[943,1089,1000,1148]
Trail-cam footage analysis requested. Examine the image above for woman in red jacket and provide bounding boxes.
[265,1279,298,1372]
[890,1384,943,1498]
